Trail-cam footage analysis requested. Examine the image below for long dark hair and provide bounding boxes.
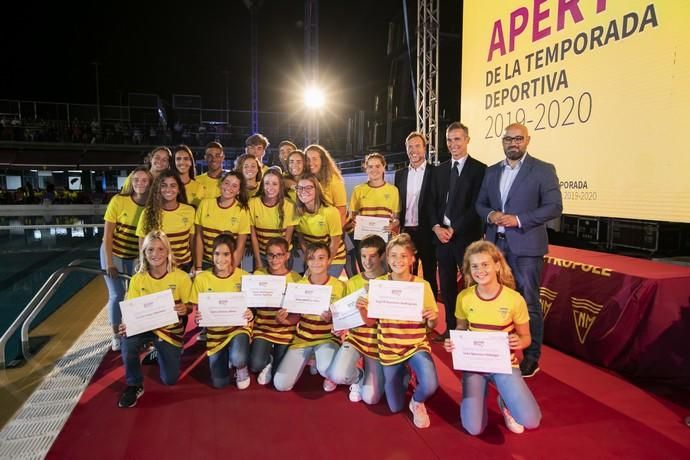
[142,170,189,234]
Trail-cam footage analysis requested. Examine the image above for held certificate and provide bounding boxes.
[367,279,424,322]
[354,215,390,242]
[283,283,333,315]
[450,330,512,374]
[197,292,248,327]
[119,289,178,337]
[241,275,286,308]
[330,288,366,331]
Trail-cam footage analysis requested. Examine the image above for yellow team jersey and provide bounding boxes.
[126,269,192,347]
[252,268,302,345]
[320,174,347,208]
[104,194,145,259]
[249,197,299,255]
[344,274,379,359]
[456,285,529,367]
[375,274,437,365]
[296,206,346,264]
[349,182,400,218]
[290,276,346,348]
[190,269,251,356]
[184,179,207,208]
[136,204,196,266]
[195,198,251,263]
[196,172,224,199]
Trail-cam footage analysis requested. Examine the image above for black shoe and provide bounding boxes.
[142,348,158,365]
[118,385,144,408]
[520,359,540,378]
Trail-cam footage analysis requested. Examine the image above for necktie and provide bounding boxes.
[445,161,459,220]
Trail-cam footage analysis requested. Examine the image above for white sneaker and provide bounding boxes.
[409,399,430,428]
[323,378,337,392]
[257,361,273,386]
[348,370,364,402]
[498,396,524,434]
[235,366,250,390]
[111,335,121,352]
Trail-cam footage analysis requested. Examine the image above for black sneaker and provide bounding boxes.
[118,385,144,408]
[520,359,540,378]
[142,348,158,365]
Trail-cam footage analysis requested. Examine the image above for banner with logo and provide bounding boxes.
[461,1,690,223]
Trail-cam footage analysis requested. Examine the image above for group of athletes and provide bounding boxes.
[101,133,541,434]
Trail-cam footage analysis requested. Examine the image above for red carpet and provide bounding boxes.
[47,331,690,460]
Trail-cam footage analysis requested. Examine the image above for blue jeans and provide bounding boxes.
[121,331,181,386]
[382,351,438,413]
[248,337,289,374]
[100,243,135,328]
[497,239,544,361]
[273,342,339,391]
[326,342,384,404]
[461,367,541,435]
[208,333,250,388]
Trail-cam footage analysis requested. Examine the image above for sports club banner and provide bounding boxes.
[460,1,690,223]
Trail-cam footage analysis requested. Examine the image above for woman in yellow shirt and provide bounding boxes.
[102,166,152,351]
[235,152,263,198]
[174,144,206,207]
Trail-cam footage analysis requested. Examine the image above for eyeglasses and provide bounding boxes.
[296,185,315,193]
[502,136,525,144]
[266,252,286,259]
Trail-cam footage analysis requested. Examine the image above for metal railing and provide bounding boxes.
[0,258,130,368]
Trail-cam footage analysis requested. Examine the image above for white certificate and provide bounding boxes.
[354,215,390,242]
[450,330,513,374]
[119,289,178,337]
[241,275,286,308]
[197,292,248,327]
[367,279,424,322]
[330,288,366,331]
[283,283,333,315]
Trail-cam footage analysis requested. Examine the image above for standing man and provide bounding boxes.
[476,122,562,377]
[196,141,226,199]
[276,140,297,170]
[395,132,438,298]
[245,133,270,173]
[428,122,487,339]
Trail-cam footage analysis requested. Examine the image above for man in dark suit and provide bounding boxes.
[428,122,487,338]
[394,131,438,298]
[476,123,562,377]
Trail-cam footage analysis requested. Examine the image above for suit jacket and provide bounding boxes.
[394,162,435,230]
[427,155,487,245]
[475,153,562,256]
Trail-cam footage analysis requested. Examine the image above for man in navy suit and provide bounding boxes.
[428,122,487,338]
[395,132,438,298]
[476,123,562,377]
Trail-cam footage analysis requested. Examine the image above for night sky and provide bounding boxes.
[4,1,406,115]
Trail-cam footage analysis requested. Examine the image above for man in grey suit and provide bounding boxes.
[476,123,562,377]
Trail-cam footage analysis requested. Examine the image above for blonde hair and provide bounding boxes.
[462,240,515,289]
[386,233,416,259]
[120,166,152,197]
[137,230,175,274]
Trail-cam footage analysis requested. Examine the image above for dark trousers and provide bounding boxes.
[435,236,472,332]
[404,226,438,298]
[496,237,545,362]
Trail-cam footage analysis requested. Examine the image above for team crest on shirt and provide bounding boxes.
[498,306,509,319]
[384,193,390,200]
[231,217,239,225]
[168,284,177,292]
[182,217,189,225]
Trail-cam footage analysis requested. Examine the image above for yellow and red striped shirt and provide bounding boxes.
[251,268,302,345]
[249,197,299,256]
[190,268,251,356]
[348,182,400,219]
[290,276,346,348]
[136,204,196,266]
[344,274,379,359]
[195,198,251,263]
[296,205,346,264]
[375,275,437,365]
[125,269,192,347]
[455,285,529,367]
[104,194,145,259]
